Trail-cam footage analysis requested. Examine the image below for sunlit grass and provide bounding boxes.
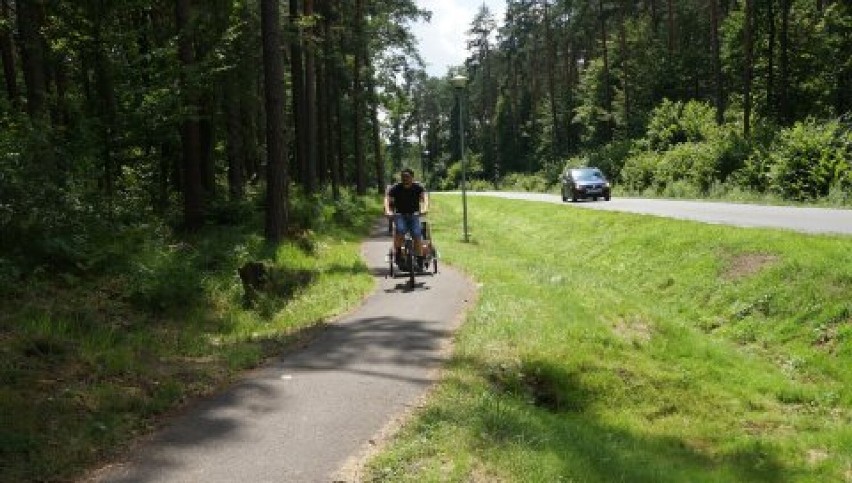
[0,193,381,482]
[365,194,852,482]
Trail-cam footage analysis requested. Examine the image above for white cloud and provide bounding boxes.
[412,0,505,77]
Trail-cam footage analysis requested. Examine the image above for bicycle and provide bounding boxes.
[386,213,438,289]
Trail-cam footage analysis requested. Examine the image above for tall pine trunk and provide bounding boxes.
[289,0,307,189]
[17,0,48,121]
[92,16,118,200]
[176,0,204,230]
[225,71,245,201]
[261,0,289,242]
[599,0,612,141]
[544,0,560,157]
[367,66,384,194]
[352,0,367,195]
[743,0,753,137]
[779,0,790,124]
[1,0,18,106]
[710,0,724,124]
[303,0,318,194]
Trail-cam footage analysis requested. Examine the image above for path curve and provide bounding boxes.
[86,222,476,483]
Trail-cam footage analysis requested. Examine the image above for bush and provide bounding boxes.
[468,179,497,191]
[440,154,485,191]
[499,173,552,192]
[654,142,721,193]
[646,99,718,151]
[766,119,851,201]
[620,150,659,193]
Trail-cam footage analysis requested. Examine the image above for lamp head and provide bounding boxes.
[450,74,468,89]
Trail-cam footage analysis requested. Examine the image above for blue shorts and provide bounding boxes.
[394,213,423,239]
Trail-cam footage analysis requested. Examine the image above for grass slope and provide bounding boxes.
[365,194,852,483]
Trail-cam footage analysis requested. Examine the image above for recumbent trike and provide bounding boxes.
[386,213,438,288]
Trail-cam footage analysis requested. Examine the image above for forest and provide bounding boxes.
[0,0,431,275]
[418,0,851,200]
[1,1,851,267]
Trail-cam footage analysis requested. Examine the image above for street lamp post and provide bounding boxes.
[450,74,469,242]
[421,149,429,185]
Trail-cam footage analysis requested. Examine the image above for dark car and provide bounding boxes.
[561,167,611,202]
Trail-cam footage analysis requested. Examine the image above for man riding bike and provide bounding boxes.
[384,168,429,264]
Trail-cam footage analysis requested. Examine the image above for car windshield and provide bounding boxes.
[572,170,604,181]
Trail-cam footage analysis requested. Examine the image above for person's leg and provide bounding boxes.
[409,216,424,256]
[393,215,405,254]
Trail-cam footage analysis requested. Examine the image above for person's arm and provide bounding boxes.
[420,190,429,214]
[384,188,393,216]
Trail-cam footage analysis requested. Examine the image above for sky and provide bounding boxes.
[411,0,506,77]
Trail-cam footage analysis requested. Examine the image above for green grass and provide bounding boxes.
[0,194,382,482]
[364,194,852,482]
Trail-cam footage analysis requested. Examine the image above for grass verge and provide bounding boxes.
[0,194,381,482]
[364,194,852,482]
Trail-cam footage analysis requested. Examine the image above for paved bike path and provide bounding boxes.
[87,223,475,482]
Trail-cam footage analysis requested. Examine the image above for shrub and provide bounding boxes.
[646,99,718,151]
[767,119,851,201]
[653,142,721,193]
[441,153,485,191]
[499,173,551,192]
[468,179,497,192]
[620,150,659,193]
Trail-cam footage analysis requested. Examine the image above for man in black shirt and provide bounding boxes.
[384,167,429,258]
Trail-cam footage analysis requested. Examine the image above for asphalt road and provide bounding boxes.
[465,192,852,235]
[85,223,475,483]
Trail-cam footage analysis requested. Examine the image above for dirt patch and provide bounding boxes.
[613,316,653,344]
[806,448,830,466]
[722,253,779,280]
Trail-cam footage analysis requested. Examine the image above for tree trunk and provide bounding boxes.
[315,44,328,189]
[303,0,318,194]
[0,0,18,106]
[198,93,216,196]
[261,0,289,242]
[666,0,675,55]
[289,0,307,189]
[352,0,367,195]
[331,72,342,200]
[366,66,384,195]
[176,0,204,231]
[618,0,630,132]
[225,71,245,201]
[544,0,560,157]
[321,0,342,200]
[779,0,790,124]
[599,0,612,141]
[743,0,753,137]
[649,0,659,35]
[16,0,48,120]
[766,0,775,119]
[92,16,118,199]
[710,0,724,124]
